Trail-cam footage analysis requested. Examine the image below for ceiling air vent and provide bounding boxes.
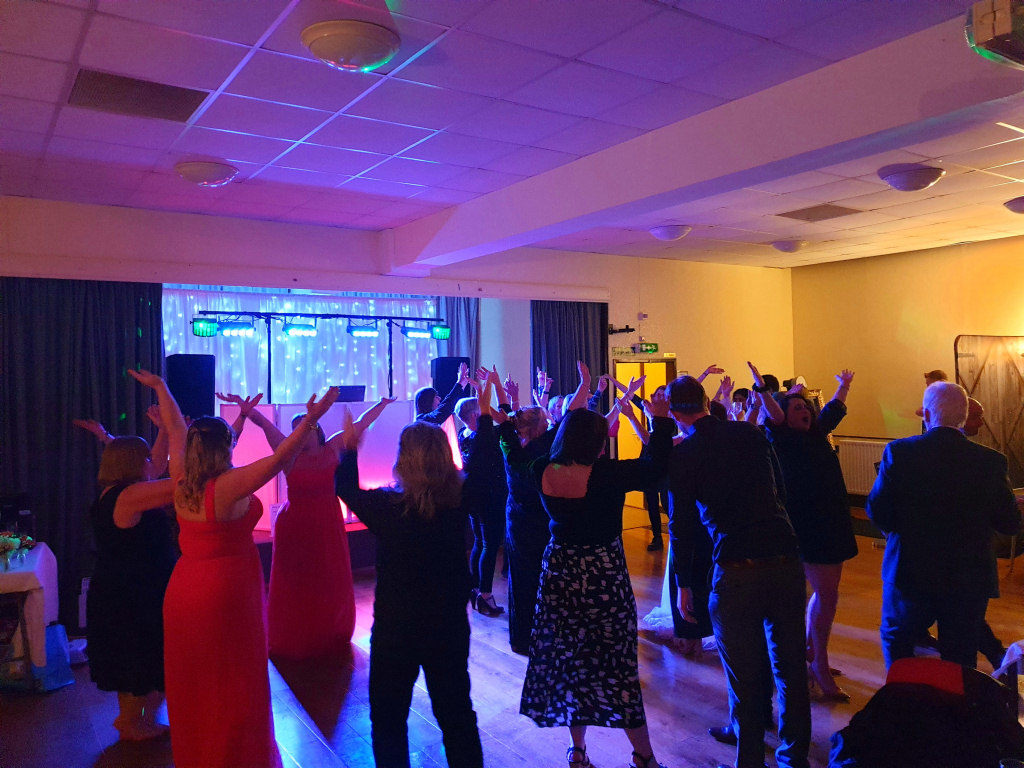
[68,69,207,122]
[777,204,863,222]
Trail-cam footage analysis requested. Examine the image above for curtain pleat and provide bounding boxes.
[436,296,479,368]
[530,301,609,400]
[0,277,164,629]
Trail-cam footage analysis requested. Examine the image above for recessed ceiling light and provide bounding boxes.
[301,20,400,72]
[649,224,692,241]
[878,163,945,192]
[770,240,808,253]
[174,160,238,188]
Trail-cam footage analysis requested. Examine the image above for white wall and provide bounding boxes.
[478,298,532,395]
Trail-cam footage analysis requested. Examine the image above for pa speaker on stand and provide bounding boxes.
[166,354,216,421]
[431,356,470,396]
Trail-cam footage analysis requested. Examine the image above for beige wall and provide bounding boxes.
[2,196,796,395]
[791,236,1024,439]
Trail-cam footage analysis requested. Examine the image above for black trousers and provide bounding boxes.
[506,508,550,651]
[369,618,482,768]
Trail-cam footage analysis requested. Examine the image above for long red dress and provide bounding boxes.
[267,448,356,658]
[164,481,282,768]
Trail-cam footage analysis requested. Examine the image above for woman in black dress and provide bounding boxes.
[761,368,858,701]
[87,424,178,740]
[497,379,674,768]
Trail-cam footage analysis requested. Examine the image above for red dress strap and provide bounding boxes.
[203,479,218,523]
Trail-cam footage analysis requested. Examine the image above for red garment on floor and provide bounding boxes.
[267,448,356,659]
[164,481,282,768]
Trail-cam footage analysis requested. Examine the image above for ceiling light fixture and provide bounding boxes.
[648,224,692,241]
[1004,196,1024,213]
[771,240,808,253]
[175,160,238,188]
[301,20,400,72]
[877,163,946,192]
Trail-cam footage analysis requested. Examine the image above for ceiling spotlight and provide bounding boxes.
[771,240,808,253]
[401,326,431,340]
[1004,196,1024,213]
[649,224,692,241]
[174,160,239,188]
[347,321,379,338]
[282,321,317,338]
[877,163,945,192]
[301,20,400,72]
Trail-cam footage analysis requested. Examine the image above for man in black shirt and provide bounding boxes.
[666,376,810,768]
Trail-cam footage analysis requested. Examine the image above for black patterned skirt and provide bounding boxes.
[520,537,645,728]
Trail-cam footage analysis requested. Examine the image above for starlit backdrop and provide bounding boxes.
[162,287,439,403]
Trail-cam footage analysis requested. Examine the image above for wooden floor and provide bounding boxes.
[3,506,1022,768]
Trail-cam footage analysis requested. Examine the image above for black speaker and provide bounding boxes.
[431,356,469,397]
[166,354,216,420]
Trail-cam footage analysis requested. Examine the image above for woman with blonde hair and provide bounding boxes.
[86,404,177,741]
[129,368,338,768]
[335,414,482,768]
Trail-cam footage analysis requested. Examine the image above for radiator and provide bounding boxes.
[835,438,889,495]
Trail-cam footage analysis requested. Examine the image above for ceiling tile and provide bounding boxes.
[818,149,933,179]
[795,177,886,203]
[342,177,425,198]
[277,143,385,175]
[53,105,185,149]
[581,9,763,83]
[226,50,382,112]
[682,41,829,101]
[872,195,969,219]
[926,170,1018,195]
[444,100,579,145]
[0,53,69,102]
[439,166,525,193]
[903,124,1024,158]
[0,97,56,133]
[395,29,563,98]
[364,157,465,185]
[219,180,317,207]
[284,207,367,228]
[96,0,292,46]
[211,197,290,220]
[0,0,85,61]
[81,14,248,92]
[534,119,644,155]
[0,128,47,156]
[197,95,331,141]
[139,169,229,196]
[261,6,447,76]
[128,190,219,215]
[399,131,517,167]
[45,135,164,166]
[680,0,839,39]
[747,171,849,195]
[777,1,969,62]
[381,0,494,28]
[508,62,659,118]
[309,115,433,155]
[411,186,481,204]
[481,146,577,175]
[172,126,295,164]
[253,165,351,188]
[939,139,1024,171]
[461,0,658,57]
[299,188,392,215]
[35,159,146,188]
[597,85,725,130]
[344,79,491,130]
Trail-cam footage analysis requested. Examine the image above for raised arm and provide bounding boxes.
[565,361,593,413]
[128,369,187,482]
[73,418,114,446]
[215,392,264,438]
[213,388,340,510]
[618,395,649,444]
[145,405,170,478]
[534,368,552,410]
[712,375,734,405]
[503,375,520,412]
[747,361,784,426]
[832,369,854,404]
[697,364,724,383]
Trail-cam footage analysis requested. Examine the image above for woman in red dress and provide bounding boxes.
[219,393,393,659]
[132,370,337,768]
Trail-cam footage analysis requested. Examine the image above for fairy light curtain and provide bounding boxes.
[162,288,439,402]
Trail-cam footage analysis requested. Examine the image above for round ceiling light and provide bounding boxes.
[649,224,692,241]
[301,20,400,72]
[1004,196,1024,213]
[771,240,808,253]
[174,160,238,188]
[877,163,946,192]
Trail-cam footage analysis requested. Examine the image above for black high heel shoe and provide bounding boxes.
[566,745,590,767]
[630,750,667,768]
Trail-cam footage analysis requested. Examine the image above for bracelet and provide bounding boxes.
[752,383,771,393]
[307,420,318,430]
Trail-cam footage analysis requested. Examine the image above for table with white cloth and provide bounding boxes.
[0,543,58,668]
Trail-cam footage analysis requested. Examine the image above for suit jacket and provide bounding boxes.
[866,426,1020,595]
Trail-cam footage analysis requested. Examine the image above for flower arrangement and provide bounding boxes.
[0,533,35,571]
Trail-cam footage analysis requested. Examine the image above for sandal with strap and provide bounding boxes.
[630,751,667,768]
[566,745,591,767]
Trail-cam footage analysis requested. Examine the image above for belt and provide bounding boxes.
[719,555,797,569]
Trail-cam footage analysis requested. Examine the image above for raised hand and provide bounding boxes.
[577,360,591,387]
[504,375,519,403]
[698,364,725,383]
[624,374,646,401]
[127,368,163,389]
[146,404,164,429]
[73,418,111,443]
[339,408,360,452]
[836,369,855,387]
[475,366,489,385]
[305,387,340,422]
[239,393,263,416]
[536,367,548,391]
[215,392,243,406]
[458,362,471,387]
[648,387,671,419]
[747,361,765,389]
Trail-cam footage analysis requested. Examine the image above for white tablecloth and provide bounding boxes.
[0,543,58,667]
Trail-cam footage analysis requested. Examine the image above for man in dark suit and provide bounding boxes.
[867,381,1020,669]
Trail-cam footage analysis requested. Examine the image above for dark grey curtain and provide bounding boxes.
[531,301,609,399]
[0,277,164,629]
[436,296,479,368]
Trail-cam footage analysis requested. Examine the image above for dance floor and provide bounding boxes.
[3,506,1022,768]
